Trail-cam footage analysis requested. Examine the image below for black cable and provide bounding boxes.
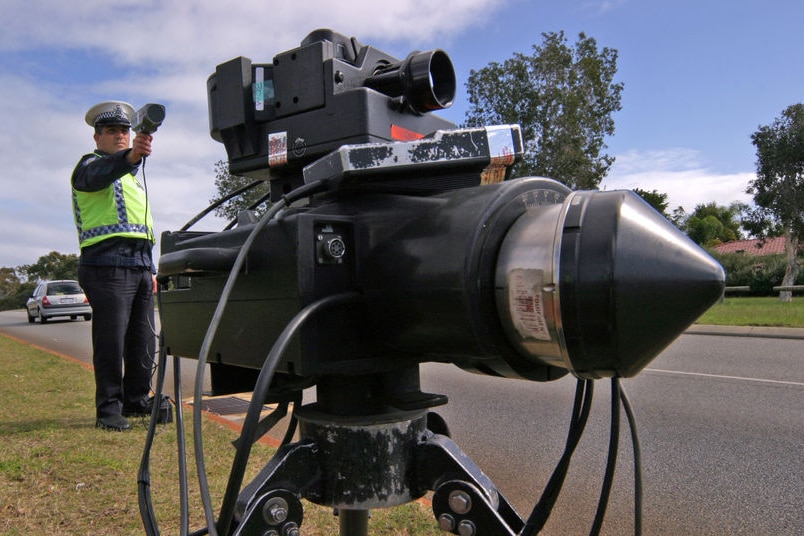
[134,155,269,535]
[521,379,594,536]
[279,394,301,446]
[138,155,160,360]
[137,284,193,536]
[181,179,265,231]
[174,355,190,536]
[620,382,643,536]
[191,179,330,536]
[222,189,274,230]
[140,156,156,244]
[137,330,169,536]
[215,290,362,535]
[136,153,172,536]
[589,379,621,536]
[191,195,291,535]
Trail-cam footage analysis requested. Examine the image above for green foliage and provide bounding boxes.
[745,103,804,300]
[0,267,21,299]
[210,160,271,222]
[711,251,803,295]
[745,103,804,239]
[20,251,79,281]
[632,188,669,217]
[1,252,80,311]
[0,281,36,311]
[463,31,623,190]
[676,202,746,247]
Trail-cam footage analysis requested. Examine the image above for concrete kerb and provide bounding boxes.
[686,324,804,340]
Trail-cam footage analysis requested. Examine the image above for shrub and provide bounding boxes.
[711,252,803,296]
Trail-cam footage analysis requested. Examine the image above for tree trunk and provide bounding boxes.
[779,229,800,302]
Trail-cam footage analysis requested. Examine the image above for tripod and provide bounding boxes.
[230,369,525,536]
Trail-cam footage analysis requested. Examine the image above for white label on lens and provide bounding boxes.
[509,268,551,341]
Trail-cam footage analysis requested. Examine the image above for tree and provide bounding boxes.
[670,206,687,229]
[0,266,20,299]
[745,103,804,302]
[210,160,270,222]
[21,251,79,282]
[1,264,40,311]
[632,188,670,218]
[676,202,746,247]
[463,31,623,190]
[1,255,82,311]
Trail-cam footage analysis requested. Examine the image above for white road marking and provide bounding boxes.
[646,368,804,387]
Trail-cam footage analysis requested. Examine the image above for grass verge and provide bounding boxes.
[0,335,440,535]
[696,296,804,328]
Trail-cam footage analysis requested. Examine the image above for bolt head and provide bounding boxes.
[283,522,300,536]
[262,497,290,525]
[458,519,476,536]
[448,490,472,515]
[438,513,456,531]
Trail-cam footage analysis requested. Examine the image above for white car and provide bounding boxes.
[26,280,92,323]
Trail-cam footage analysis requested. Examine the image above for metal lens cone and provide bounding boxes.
[557,190,725,378]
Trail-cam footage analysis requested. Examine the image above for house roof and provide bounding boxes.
[712,236,788,256]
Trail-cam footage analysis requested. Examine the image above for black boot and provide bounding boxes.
[123,395,173,424]
[96,414,131,431]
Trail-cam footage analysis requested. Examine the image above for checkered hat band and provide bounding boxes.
[95,107,130,126]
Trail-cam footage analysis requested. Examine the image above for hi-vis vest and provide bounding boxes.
[72,153,154,249]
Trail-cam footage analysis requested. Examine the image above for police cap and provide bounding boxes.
[85,101,135,128]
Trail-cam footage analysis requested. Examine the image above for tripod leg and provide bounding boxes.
[418,431,524,535]
[233,441,317,535]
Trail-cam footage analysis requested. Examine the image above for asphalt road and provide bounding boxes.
[0,309,210,398]
[421,334,804,535]
[1,309,802,535]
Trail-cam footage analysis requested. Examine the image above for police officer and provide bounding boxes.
[72,101,156,431]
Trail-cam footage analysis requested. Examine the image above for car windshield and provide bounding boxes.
[47,283,82,295]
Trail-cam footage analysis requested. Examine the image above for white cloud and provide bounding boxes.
[1,0,506,63]
[0,0,509,268]
[582,0,629,15]
[601,148,755,211]
[0,0,764,270]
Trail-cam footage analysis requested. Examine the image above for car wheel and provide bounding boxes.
[38,309,48,324]
[27,311,35,324]
[84,314,92,321]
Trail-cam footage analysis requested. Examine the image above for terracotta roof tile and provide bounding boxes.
[712,236,788,256]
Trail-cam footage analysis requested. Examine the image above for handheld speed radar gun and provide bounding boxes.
[149,29,725,536]
[132,103,165,134]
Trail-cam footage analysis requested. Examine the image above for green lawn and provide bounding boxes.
[0,335,440,535]
[696,296,804,328]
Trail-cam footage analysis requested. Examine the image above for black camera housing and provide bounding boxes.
[160,30,725,397]
[150,31,726,536]
[207,29,457,201]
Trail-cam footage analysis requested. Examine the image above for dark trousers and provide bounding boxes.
[78,265,155,418]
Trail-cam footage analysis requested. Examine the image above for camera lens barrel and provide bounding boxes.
[403,50,456,112]
[495,188,726,379]
[365,50,456,113]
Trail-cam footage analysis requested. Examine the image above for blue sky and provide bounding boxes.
[1,0,802,269]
